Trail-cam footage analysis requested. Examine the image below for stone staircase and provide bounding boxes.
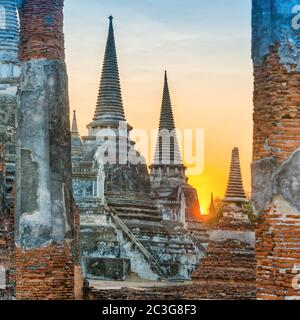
[78,194,204,282]
[186,221,210,248]
[107,207,165,279]
[80,213,131,281]
[107,194,204,281]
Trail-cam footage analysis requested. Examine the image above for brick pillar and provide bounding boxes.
[252,0,300,300]
[0,0,19,300]
[0,145,8,298]
[15,0,75,300]
[0,144,15,300]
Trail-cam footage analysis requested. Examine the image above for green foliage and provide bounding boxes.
[206,197,224,227]
[244,202,257,224]
[206,198,257,226]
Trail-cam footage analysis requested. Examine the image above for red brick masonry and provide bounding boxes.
[253,47,300,163]
[256,205,300,300]
[0,145,15,299]
[253,47,300,300]
[18,0,65,61]
[85,283,255,301]
[16,243,75,300]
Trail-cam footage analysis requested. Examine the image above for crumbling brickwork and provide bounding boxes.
[0,144,8,299]
[18,0,65,61]
[74,206,83,300]
[256,201,300,299]
[85,282,256,301]
[253,48,300,163]
[252,0,300,300]
[15,0,76,300]
[0,145,15,300]
[16,244,74,300]
[191,204,256,300]
[0,3,19,299]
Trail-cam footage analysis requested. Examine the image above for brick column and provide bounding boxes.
[15,0,75,300]
[0,0,19,300]
[252,0,300,300]
[0,145,8,298]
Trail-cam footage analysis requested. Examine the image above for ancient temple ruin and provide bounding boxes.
[0,0,19,300]
[252,0,300,300]
[86,148,256,300]
[191,148,256,300]
[150,71,189,223]
[0,0,299,301]
[72,17,204,282]
[149,71,209,246]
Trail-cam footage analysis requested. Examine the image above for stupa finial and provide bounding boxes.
[224,147,247,203]
[91,16,126,126]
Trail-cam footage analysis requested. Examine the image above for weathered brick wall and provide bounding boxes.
[253,47,300,163]
[191,204,256,300]
[252,1,300,300]
[0,0,19,299]
[256,202,300,299]
[7,185,15,299]
[0,145,15,300]
[18,0,65,61]
[73,206,83,300]
[16,244,74,300]
[85,283,256,301]
[0,144,7,299]
[15,0,76,300]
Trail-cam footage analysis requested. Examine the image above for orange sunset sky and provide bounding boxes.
[64,0,253,213]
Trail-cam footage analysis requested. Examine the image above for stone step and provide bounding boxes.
[136,233,194,243]
[113,206,160,215]
[107,195,160,210]
[140,238,195,247]
[131,228,194,241]
[124,219,185,230]
[117,212,162,222]
[190,231,210,241]
[143,246,197,256]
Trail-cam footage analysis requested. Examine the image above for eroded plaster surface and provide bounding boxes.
[252,0,300,70]
[16,59,73,249]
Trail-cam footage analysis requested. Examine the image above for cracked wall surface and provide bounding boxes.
[15,0,76,300]
[0,0,19,300]
[252,0,300,300]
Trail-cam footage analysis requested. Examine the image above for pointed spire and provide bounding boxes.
[71,110,79,135]
[92,16,126,126]
[71,110,82,148]
[208,193,216,217]
[224,148,247,202]
[159,71,176,131]
[153,71,182,165]
[210,193,214,205]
